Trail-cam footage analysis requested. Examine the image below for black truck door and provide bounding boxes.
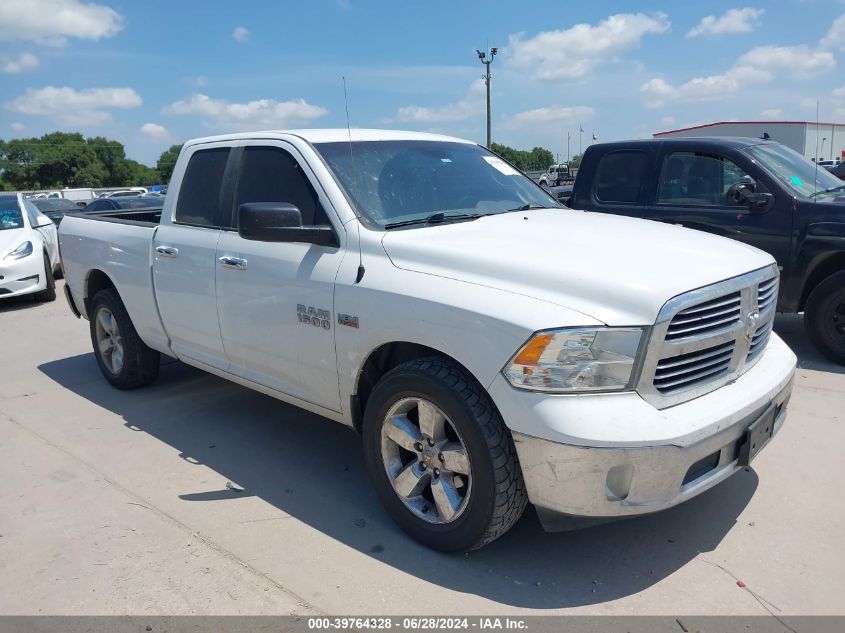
[648,147,792,269]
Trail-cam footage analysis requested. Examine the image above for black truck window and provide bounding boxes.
[175,148,231,227]
[657,152,754,207]
[234,146,328,227]
[594,151,647,204]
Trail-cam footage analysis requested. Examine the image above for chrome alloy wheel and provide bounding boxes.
[95,307,124,375]
[380,397,472,524]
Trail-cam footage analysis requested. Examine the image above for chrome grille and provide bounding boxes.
[665,292,741,340]
[654,341,735,394]
[637,265,779,409]
[757,277,778,313]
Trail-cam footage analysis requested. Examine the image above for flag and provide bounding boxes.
[592,134,598,141]
[579,125,584,133]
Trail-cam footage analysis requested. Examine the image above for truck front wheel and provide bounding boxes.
[89,288,160,389]
[804,270,845,364]
[362,357,527,551]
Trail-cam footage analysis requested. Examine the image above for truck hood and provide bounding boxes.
[381,208,774,325]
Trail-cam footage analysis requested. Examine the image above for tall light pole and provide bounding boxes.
[477,47,497,148]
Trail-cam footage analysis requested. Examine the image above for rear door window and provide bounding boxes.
[594,151,648,204]
[175,148,231,227]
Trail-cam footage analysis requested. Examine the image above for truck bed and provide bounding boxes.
[65,207,163,226]
[59,208,169,354]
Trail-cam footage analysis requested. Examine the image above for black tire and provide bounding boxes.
[804,270,845,364]
[362,357,527,552]
[89,288,160,389]
[33,253,56,302]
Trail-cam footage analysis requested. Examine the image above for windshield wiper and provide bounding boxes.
[810,184,845,199]
[501,203,549,213]
[383,212,483,230]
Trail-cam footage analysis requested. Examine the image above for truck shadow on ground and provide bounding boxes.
[773,313,845,375]
[38,353,769,609]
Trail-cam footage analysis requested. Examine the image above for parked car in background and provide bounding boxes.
[569,137,845,363]
[84,196,164,213]
[31,198,80,226]
[538,163,572,187]
[827,162,845,180]
[60,129,796,551]
[99,187,149,198]
[0,193,60,302]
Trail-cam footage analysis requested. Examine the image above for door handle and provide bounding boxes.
[218,256,247,271]
[155,245,179,257]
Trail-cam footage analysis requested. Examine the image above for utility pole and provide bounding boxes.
[476,47,497,148]
[567,131,571,163]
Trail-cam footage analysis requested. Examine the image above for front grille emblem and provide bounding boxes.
[744,310,761,342]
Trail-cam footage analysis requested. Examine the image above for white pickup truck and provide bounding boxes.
[60,129,797,551]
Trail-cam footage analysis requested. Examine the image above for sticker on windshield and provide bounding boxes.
[790,175,803,186]
[482,156,520,176]
[0,209,24,229]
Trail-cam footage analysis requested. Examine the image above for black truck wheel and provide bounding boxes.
[89,288,160,389]
[804,270,845,364]
[362,357,527,552]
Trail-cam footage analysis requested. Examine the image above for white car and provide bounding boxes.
[0,193,60,302]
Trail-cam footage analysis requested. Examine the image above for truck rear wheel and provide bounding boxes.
[90,288,160,389]
[804,270,845,364]
[362,357,527,551]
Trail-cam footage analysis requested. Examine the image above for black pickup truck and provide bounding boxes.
[569,137,845,363]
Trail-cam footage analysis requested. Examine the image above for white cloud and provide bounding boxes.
[504,105,595,128]
[10,122,25,132]
[661,116,676,126]
[641,44,835,106]
[739,45,834,79]
[5,86,141,126]
[832,86,845,117]
[140,122,169,141]
[687,8,764,37]
[0,0,122,45]
[760,108,782,119]
[232,26,250,43]
[821,14,845,51]
[506,13,670,80]
[392,79,484,123]
[163,93,328,130]
[2,51,38,74]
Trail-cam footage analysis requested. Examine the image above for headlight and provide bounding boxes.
[4,241,33,260]
[504,327,643,393]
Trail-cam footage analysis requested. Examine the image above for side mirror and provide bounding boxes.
[238,202,338,247]
[745,192,773,212]
[728,182,772,213]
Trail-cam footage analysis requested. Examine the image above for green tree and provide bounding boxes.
[490,142,555,171]
[156,144,183,183]
[569,154,582,169]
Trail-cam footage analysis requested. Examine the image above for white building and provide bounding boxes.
[654,121,845,163]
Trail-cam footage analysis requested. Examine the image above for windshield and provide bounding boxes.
[745,143,843,198]
[314,140,560,228]
[0,204,25,231]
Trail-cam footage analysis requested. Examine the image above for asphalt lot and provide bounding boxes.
[1,281,843,615]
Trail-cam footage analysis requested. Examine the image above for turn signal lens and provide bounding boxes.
[504,327,643,393]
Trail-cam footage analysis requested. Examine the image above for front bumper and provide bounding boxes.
[488,333,797,530]
[0,253,44,299]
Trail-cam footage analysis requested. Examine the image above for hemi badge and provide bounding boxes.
[338,313,359,329]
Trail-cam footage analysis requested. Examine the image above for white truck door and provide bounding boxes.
[153,146,231,370]
[215,142,344,412]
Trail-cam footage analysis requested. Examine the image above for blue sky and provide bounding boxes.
[2,0,844,166]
